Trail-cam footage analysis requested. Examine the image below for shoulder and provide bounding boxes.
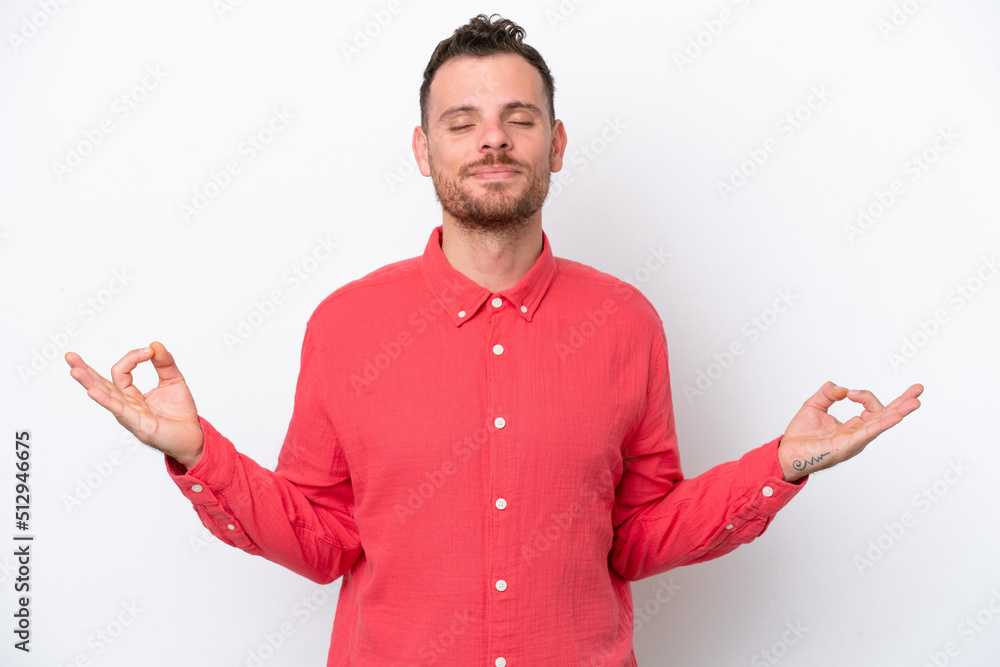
[306,255,422,328]
[553,256,665,340]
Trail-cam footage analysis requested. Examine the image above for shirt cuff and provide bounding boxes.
[737,434,808,517]
[163,416,258,552]
[165,416,236,491]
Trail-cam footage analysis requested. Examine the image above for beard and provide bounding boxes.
[428,149,551,241]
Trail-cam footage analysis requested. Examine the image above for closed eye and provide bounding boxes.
[450,122,533,131]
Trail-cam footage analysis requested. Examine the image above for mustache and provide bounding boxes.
[461,153,525,177]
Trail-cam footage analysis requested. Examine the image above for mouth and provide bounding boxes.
[469,167,521,181]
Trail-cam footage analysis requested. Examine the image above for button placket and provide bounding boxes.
[488,295,513,656]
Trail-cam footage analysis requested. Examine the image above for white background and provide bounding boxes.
[2,1,999,665]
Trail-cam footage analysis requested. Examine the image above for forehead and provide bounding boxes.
[428,53,546,117]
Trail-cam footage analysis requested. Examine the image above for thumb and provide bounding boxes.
[149,341,185,383]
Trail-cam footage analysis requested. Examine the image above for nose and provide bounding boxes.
[479,118,511,152]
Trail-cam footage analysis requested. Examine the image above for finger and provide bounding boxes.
[110,347,154,392]
[846,389,885,418]
[66,352,117,394]
[66,351,105,382]
[858,409,905,443]
[148,341,185,384]
[848,397,921,448]
[68,352,153,437]
[85,383,130,418]
[801,381,849,412]
[869,391,922,428]
[893,396,922,419]
[882,384,924,413]
[85,385,151,438]
[64,350,86,369]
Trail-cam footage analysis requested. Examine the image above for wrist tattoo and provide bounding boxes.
[792,452,829,472]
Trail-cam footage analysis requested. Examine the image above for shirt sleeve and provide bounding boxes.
[164,322,363,584]
[610,333,807,582]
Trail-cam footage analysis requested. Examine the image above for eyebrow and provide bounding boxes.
[438,101,544,123]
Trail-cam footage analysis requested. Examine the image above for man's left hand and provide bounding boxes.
[777,381,923,482]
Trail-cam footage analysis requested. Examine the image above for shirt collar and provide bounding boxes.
[419,224,558,327]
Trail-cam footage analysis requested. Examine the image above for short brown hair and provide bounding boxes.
[419,14,556,131]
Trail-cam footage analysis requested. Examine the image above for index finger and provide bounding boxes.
[110,346,156,391]
[845,389,885,415]
[801,380,850,412]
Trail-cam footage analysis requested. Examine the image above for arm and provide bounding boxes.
[610,338,805,581]
[610,336,923,582]
[66,335,362,584]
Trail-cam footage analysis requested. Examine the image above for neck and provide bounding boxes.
[440,217,543,293]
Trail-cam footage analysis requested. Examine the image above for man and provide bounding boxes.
[65,14,922,667]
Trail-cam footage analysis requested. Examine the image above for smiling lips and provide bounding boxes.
[470,166,520,181]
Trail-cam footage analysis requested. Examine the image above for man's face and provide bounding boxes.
[414,53,567,238]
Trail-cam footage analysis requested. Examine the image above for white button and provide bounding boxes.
[495,658,507,667]
[494,417,506,429]
[520,305,527,313]
[725,524,734,530]
[495,579,507,591]
[191,484,203,493]
[492,297,503,308]
[493,344,504,355]
[458,310,466,318]
[495,498,507,510]
[762,486,774,497]
[227,524,236,531]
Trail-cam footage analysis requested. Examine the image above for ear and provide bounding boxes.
[413,125,432,177]
[549,119,568,174]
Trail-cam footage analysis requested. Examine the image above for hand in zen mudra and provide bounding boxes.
[777,381,923,482]
[65,341,205,470]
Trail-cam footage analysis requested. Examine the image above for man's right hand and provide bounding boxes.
[65,341,205,470]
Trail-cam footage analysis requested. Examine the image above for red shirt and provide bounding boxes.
[166,225,806,666]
